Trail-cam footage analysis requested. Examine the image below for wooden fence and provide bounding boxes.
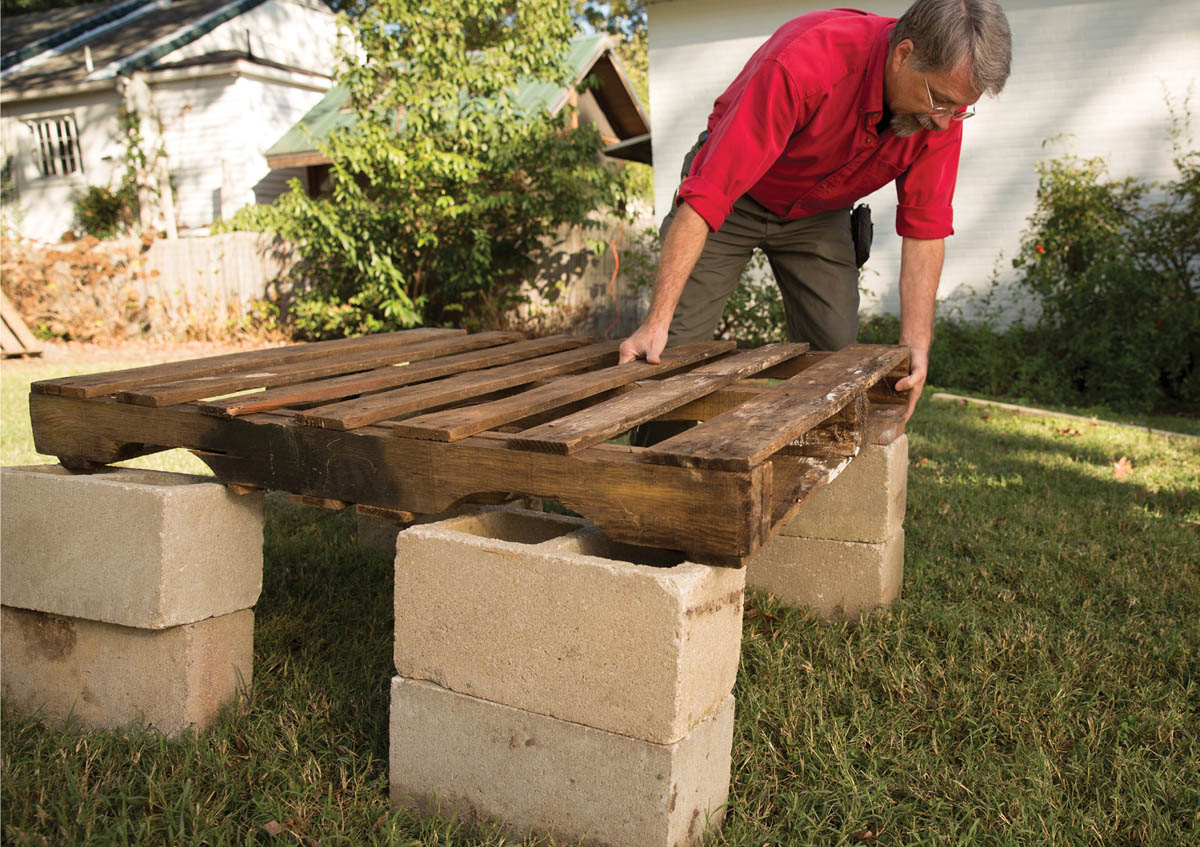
[138,232,298,316]
[139,220,655,338]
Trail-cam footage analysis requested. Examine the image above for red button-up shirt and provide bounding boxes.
[677,9,962,240]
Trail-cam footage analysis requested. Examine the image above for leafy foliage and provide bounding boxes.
[864,113,1200,415]
[714,250,788,348]
[71,104,164,240]
[71,182,137,241]
[1009,128,1200,411]
[261,0,632,338]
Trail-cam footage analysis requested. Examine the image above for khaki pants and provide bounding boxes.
[663,134,860,351]
[631,138,860,447]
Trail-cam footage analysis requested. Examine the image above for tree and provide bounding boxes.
[272,0,633,337]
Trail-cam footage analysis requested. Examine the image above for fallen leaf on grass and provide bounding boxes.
[1113,456,1133,479]
[914,457,931,468]
[1055,425,1081,437]
[851,826,880,841]
[262,822,284,836]
[938,501,951,516]
[957,398,968,406]
[743,606,781,623]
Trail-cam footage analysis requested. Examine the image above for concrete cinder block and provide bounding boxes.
[390,676,734,847]
[746,528,904,619]
[780,435,908,543]
[1,465,263,629]
[394,507,745,744]
[1,605,253,736]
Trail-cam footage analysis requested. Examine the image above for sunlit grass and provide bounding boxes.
[2,358,1197,846]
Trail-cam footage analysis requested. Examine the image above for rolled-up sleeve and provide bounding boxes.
[894,123,962,239]
[677,60,808,232]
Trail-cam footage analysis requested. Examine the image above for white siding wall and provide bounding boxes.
[2,0,339,242]
[167,0,341,77]
[648,0,1200,317]
[1,89,124,242]
[151,73,328,231]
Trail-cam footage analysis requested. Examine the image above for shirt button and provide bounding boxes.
[865,136,874,144]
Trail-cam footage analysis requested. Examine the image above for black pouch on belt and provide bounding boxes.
[850,203,873,268]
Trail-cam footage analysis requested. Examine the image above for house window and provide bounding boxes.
[29,115,82,177]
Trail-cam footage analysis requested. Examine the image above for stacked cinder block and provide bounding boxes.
[747,434,908,619]
[1,465,263,736]
[391,506,745,847]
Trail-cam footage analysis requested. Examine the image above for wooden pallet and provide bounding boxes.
[28,329,909,565]
[1,293,42,358]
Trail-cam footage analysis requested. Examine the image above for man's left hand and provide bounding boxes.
[894,346,928,423]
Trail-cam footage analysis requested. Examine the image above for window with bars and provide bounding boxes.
[29,115,82,177]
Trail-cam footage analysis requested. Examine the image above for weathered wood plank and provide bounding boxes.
[780,391,867,459]
[642,344,909,471]
[766,453,858,535]
[288,493,350,510]
[0,319,24,356]
[32,328,466,399]
[759,349,910,405]
[357,503,418,523]
[508,343,807,454]
[393,341,738,443]
[115,331,523,408]
[298,341,623,431]
[198,335,589,418]
[1,292,42,354]
[29,392,764,561]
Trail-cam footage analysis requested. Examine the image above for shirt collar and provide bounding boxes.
[859,22,894,124]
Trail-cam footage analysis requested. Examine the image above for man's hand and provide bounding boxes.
[619,321,669,364]
[894,345,928,422]
[897,236,944,423]
[618,202,710,365]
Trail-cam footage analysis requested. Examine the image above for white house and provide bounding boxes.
[1,0,343,242]
[646,0,1200,317]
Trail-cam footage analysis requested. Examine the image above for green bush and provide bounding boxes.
[210,202,291,235]
[248,0,633,340]
[72,181,137,240]
[1009,131,1199,412]
[714,249,788,347]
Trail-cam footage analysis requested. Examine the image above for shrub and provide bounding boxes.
[1010,133,1199,412]
[250,0,634,340]
[73,181,137,240]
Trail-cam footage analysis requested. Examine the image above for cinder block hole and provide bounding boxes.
[569,534,687,568]
[445,510,577,545]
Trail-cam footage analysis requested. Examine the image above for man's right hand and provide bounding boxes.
[618,322,669,364]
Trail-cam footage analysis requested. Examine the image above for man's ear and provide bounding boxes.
[889,38,914,73]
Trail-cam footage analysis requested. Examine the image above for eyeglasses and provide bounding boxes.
[924,74,975,121]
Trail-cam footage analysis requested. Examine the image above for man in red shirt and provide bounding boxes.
[619,0,1012,423]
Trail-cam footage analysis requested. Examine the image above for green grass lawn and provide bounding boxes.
[2,360,1198,846]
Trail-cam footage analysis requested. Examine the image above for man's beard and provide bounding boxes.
[890,113,938,137]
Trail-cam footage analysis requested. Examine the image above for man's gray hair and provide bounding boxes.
[890,0,1012,96]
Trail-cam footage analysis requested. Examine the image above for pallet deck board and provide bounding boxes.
[25,331,909,563]
[198,335,589,418]
[507,343,808,454]
[32,327,465,399]
[392,340,737,442]
[112,331,524,408]
[297,340,623,431]
[642,345,910,471]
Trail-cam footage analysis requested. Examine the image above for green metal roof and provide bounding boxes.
[265,34,610,162]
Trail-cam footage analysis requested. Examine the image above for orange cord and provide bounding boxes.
[603,221,623,340]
